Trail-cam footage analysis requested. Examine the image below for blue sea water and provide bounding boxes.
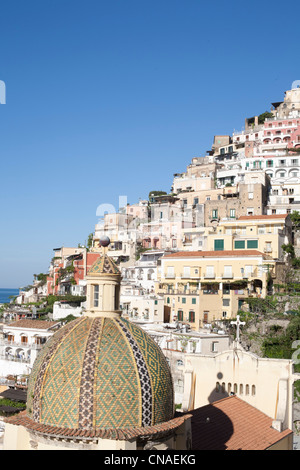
[0,288,19,304]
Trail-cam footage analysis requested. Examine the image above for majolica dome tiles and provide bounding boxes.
[87,255,121,276]
[26,317,174,431]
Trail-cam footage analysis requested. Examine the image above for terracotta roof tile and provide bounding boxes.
[238,214,288,220]
[163,250,266,259]
[190,396,292,450]
[7,320,60,330]
[4,411,191,441]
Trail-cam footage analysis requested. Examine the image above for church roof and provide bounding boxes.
[87,254,121,276]
[190,396,292,450]
[25,316,174,434]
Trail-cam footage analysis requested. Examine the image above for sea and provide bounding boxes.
[0,288,19,304]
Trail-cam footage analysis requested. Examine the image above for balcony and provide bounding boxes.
[222,273,233,279]
[204,273,216,279]
[165,273,175,279]
[0,339,44,350]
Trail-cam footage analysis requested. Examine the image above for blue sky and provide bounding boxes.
[0,0,299,288]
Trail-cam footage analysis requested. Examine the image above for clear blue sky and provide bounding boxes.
[0,0,299,288]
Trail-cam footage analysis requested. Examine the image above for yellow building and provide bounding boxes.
[182,214,292,260]
[157,250,277,329]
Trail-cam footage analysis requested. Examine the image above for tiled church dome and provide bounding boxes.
[26,316,174,431]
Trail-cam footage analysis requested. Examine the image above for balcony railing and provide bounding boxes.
[0,354,31,364]
[0,339,44,349]
[222,273,233,279]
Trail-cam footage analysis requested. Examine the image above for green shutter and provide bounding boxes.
[234,240,245,249]
[214,239,224,251]
[189,311,195,322]
[247,240,258,249]
[192,298,196,304]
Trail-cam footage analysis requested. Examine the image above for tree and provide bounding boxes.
[290,211,300,231]
[87,233,94,250]
[258,111,274,124]
[148,190,167,200]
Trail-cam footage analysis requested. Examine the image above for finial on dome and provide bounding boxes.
[99,235,110,255]
[99,235,110,248]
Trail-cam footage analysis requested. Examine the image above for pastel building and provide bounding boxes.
[181,213,292,260]
[157,250,277,328]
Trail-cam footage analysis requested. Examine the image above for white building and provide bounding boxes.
[0,320,61,377]
[121,285,164,323]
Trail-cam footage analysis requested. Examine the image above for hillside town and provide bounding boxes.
[1,85,300,450]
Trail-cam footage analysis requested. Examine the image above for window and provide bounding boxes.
[177,360,183,367]
[234,240,245,249]
[223,284,230,295]
[189,311,195,322]
[248,192,253,200]
[192,298,196,304]
[175,379,184,393]
[93,285,99,307]
[223,298,230,307]
[205,266,215,278]
[212,209,218,219]
[212,341,218,352]
[183,266,190,278]
[223,265,232,279]
[230,208,236,218]
[166,266,175,278]
[245,265,253,277]
[247,239,258,249]
[214,239,224,251]
[182,297,186,304]
[177,310,183,321]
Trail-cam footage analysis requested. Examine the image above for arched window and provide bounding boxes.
[252,385,256,396]
[239,384,243,395]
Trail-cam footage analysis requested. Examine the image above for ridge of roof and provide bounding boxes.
[163,250,267,259]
